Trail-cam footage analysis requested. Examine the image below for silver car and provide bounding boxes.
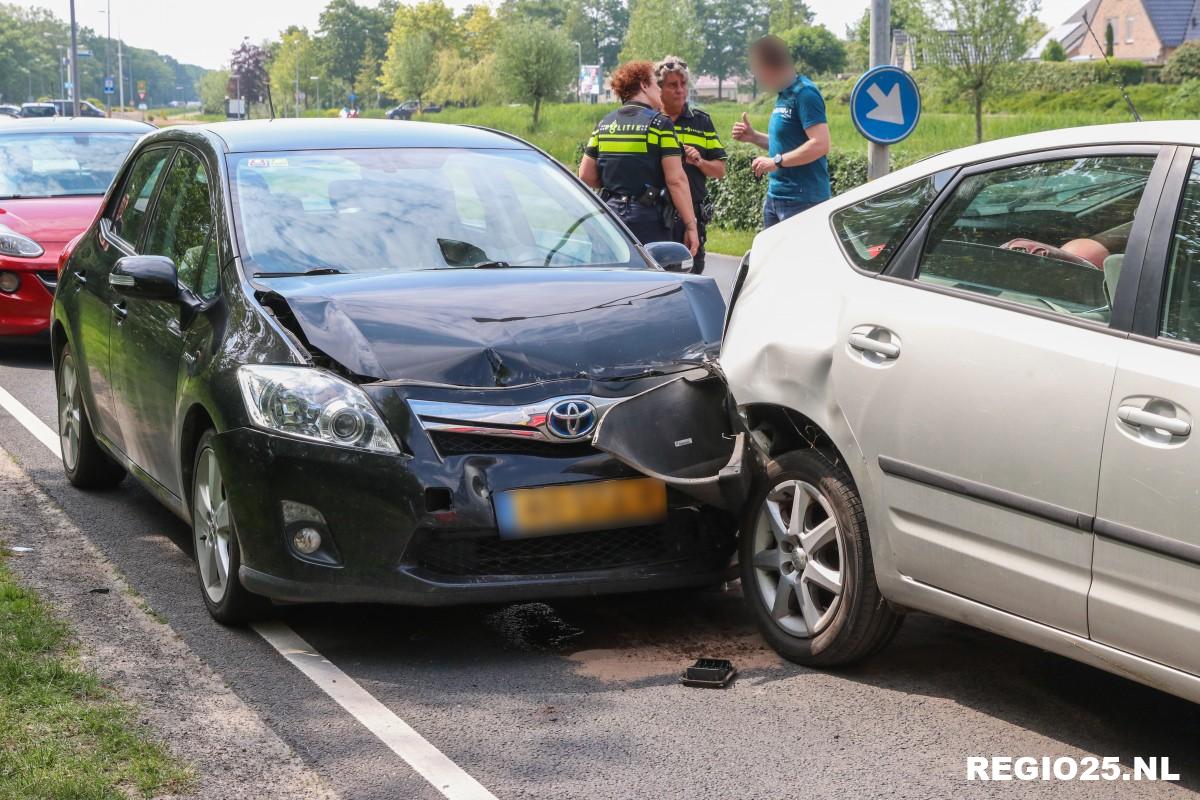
[598,122,1200,703]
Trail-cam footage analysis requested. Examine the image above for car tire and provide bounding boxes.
[56,344,125,489]
[191,430,270,625]
[739,449,902,667]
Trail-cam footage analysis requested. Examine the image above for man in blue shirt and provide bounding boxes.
[732,36,831,228]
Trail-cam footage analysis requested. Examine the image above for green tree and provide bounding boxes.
[268,27,317,115]
[498,0,570,26]
[459,4,500,60]
[697,0,753,99]
[846,0,930,71]
[620,0,701,66]
[769,0,814,31]
[316,0,383,99]
[496,19,575,126]
[1105,20,1115,56]
[1163,40,1200,82]
[390,0,463,51]
[780,24,847,75]
[355,36,384,107]
[432,50,497,105]
[564,0,628,66]
[382,30,437,107]
[1041,38,1067,61]
[920,0,1034,142]
[198,69,230,114]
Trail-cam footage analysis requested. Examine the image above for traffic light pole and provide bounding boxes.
[868,0,890,180]
[68,0,80,117]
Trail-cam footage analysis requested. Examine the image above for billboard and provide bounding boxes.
[579,65,601,97]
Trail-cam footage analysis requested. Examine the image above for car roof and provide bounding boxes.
[192,118,531,153]
[0,116,153,133]
[835,120,1200,207]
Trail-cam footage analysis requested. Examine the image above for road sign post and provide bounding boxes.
[851,65,921,176]
[867,0,890,180]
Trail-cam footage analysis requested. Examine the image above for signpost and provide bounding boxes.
[103,76,114,95]
[137,79,146,103]
[851,65,921,173]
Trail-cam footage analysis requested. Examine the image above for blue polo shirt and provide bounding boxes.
[767,74,830,203]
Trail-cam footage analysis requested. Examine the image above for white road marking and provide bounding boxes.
[0,384,61,456]
[0,383,497,800]
[253,621,498,800]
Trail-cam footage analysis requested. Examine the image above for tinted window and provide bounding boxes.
[919,155,1155,322]
[229,148,638,275]
[0,132,142,199]
[111,147,171,245]
[832,175,942,272]
[1162,160,1200,345]
[143,150,217,297]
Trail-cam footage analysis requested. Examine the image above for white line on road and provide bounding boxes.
[0,383,497,800]
[253,621,498,800]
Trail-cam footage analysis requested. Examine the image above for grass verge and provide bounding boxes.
[0,548,194,800]
[705,227,755,258]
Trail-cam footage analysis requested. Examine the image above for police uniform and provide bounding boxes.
[670,103,726,274]
[584,101,682,245]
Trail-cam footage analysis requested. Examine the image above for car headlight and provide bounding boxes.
[0,223,44,258]
[237,365,401,454]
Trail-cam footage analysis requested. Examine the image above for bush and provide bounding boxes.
[709,147,892,230]
[1163,41,1200,83]
[1169,78,1200,115]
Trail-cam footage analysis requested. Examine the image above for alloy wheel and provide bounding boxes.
[751,479,846,638]
[193,447,233,604]
[58,354,82,471]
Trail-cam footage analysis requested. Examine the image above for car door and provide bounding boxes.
[81,144,174,454]
[828,147,1171,636]
[1089,148,1200,674]
[110,147,216,490]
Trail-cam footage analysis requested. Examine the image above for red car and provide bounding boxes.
[0,117,151,336]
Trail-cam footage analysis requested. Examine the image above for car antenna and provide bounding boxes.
[1082,10,1142,122]
[265,77,276,120]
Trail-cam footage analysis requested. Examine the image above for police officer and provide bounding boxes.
[656,55,725,274]
[578,61,699,256]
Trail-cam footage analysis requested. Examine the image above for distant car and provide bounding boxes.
[51,119,719,626]
[0,105,20,119]
[20,103,57,118]
[422,104,442,114]
[385,105,412,121]
[0,116,152,336]
[50,99,105,118]
[607,121,1200,704]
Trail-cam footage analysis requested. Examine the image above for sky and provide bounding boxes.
[32,0,1088,70]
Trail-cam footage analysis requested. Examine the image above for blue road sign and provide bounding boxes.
[850,66,921,145]
[103,76,115,95]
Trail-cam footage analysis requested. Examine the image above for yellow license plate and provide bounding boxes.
[494,478,667,539]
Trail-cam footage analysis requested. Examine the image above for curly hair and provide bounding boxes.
[609,61,654,103]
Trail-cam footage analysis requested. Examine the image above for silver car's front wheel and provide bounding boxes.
[751,479,845,639]
[739,449,902,666]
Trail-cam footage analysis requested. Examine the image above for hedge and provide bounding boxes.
[709,147,903,231]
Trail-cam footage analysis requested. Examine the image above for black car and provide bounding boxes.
[52,119,735,624]
[20,103,57,118]
[51,99,106,117]
[385,105,412,120]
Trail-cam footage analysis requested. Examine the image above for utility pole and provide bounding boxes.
[68,0,80,117]
[102,0,111,116]
[295,57,300,118]
[117,34,124,111]
[867,0,890,180]
[311,75,320,110]
[572,41,582,103]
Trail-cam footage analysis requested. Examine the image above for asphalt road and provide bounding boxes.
[2,256,1199,799]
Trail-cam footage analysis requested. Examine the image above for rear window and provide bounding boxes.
[831,174,944,272]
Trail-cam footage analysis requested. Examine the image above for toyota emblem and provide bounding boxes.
[546,399,597,440]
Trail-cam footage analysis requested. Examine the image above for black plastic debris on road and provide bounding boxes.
[681,658,737,688]
[88,587,110,594]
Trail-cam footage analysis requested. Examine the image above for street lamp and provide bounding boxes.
[310,75,320,111]
[571,41,582,103]
[98,3,111,116]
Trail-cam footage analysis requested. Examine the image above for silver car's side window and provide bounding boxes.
[918,156,1156,324]
[1161,160,1200,346]
[831,175,940,273]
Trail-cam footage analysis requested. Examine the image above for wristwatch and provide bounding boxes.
[773,153,784,168]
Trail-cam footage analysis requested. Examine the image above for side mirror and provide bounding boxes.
[109,255,179,300]
[644,241,694,273]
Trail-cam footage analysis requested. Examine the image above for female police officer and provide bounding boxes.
[578,61,699,256]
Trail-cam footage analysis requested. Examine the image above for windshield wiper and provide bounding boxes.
[254,267,344,277]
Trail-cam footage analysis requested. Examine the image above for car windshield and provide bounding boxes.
[229,147,641,275]
[0,132,142,198]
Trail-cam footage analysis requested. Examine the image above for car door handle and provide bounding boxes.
[111,301,127,321]
[848,332,901,359]
[1117,405,1191,437]
[72,269,87,285]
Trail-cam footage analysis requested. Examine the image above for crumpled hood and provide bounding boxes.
[263,268,726,386]
[0,196,103,245]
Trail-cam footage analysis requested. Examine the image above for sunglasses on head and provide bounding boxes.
[659,60,687,71]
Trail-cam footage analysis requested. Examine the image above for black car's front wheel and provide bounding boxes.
[740,449,902,667]
[56,344,125,489]
[191,430,269,624]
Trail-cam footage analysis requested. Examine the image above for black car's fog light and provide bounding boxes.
[0,272,20,293]
[281,500,340,566]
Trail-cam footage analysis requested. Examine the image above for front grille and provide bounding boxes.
[431,430,599,459]
[35,271,57,291]
[413,515,735,577]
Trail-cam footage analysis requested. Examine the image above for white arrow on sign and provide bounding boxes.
[865,82,905,125]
